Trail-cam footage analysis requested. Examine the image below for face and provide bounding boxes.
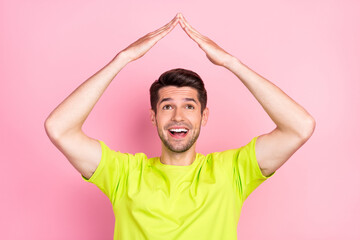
[150,86,209,153]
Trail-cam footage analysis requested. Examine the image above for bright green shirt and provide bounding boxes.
[82,136,275,240]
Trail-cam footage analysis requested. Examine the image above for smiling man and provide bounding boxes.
[45,13,315,240]
[150,72,209,166]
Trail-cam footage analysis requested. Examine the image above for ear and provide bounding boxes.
[201,107,209,127]
[149,109,156,126]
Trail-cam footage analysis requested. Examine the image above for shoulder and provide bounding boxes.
[98,140,149,168]
[206,137,257,160]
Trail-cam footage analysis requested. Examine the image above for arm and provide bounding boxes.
[45,14,180,179]
[178,14,316,177]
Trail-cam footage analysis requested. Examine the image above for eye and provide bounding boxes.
[186,105,195,109]
[162,105,172,110]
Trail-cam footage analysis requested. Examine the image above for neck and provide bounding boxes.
[160,144,197,166]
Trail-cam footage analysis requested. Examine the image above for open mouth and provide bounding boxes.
[168,128,189,139]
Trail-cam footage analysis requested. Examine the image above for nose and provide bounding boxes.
[171,107,184,122]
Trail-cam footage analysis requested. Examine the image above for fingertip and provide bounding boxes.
[171,14,179,22]
[173,19,180,27]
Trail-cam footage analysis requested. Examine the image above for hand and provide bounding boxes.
[178,13,234,67]
[120,14,180,63]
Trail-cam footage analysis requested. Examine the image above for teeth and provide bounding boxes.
[169,128,188,133]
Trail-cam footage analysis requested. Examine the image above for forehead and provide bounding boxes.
[158,86,199,102]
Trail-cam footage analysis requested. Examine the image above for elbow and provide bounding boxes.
[298,116,316,141]
[44,117,57,140]
[44,117,63,141]
[44,117,82,142]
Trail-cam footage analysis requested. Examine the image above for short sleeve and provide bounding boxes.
[82,140,132,204]
[232,136,275,203]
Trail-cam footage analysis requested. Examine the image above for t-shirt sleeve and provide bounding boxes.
[231,136,275,203]
[81,140,135,204]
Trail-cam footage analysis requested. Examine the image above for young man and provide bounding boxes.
[45,13,315,240]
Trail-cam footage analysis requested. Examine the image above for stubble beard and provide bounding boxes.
[156,120,201,153]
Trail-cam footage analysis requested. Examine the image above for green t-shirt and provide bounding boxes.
[82,136,275,240]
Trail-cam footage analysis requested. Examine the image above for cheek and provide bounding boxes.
[189,116,203,127]
[155,115,168,127]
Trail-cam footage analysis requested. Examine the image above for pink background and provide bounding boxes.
[1,0,359,239]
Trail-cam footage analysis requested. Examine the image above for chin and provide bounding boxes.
[169,147,190,153]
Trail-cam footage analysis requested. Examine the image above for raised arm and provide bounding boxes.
[178,13,315,177]
[45,14,180,179]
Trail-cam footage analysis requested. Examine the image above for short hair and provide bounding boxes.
[150,68,207,115]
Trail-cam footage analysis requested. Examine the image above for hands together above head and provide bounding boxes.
[177,13,234,67]
[120,14,180,63]
[120,13,234,67]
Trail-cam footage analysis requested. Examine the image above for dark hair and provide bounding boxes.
[150,68,207,114]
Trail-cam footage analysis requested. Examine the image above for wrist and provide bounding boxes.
[223,55,241,70]
[114,51,133,66]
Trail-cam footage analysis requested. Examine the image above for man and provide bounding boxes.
[45,13,315,240]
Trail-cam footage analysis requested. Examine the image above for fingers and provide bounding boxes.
[147,17,179,46]
[154,16,179,38]
[121,14,181,62]
[178,13,206,44]
[148,13,180,38]
[179,13,200,35]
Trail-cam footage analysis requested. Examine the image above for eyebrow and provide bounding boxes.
[159,98,198,105]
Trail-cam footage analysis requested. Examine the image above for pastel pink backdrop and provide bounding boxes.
[1,0,359,239]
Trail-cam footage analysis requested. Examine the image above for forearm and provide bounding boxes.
[225,56,315,138]
[45,14,179,140]
[45,52,129,139]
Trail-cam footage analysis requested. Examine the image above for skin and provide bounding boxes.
[150,86,209,166]
[45,14,181,179]
[177,13,315,176]
[45,13,315,180]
